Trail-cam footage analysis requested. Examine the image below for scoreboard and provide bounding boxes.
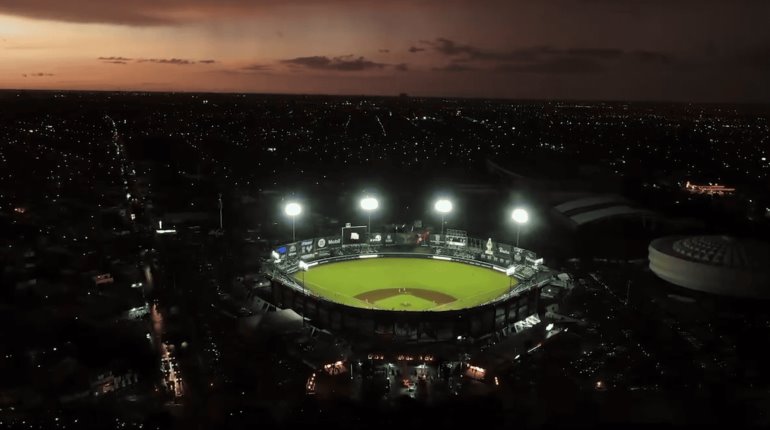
[341,225,368,245]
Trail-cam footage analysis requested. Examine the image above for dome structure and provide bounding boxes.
[649,235,770,298]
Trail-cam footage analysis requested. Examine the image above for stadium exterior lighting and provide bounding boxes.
[284,202,302,241]
[511,208,529,247]
[360,196,379,233]
[546,323,554,331]
[434,199,453,237]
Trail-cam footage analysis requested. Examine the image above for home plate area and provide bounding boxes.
[355,288,456,311]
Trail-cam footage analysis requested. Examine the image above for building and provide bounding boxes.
[649,235,770,298]
[683,181,736,196]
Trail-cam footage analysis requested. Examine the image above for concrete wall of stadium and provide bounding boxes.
[270,280,542,341]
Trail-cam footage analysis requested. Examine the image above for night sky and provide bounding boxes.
[1,0,769,101]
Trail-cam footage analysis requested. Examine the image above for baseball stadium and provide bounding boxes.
[265,223,555,341]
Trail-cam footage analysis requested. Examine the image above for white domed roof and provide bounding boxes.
[671,235,770,269]
[649,235,770,299]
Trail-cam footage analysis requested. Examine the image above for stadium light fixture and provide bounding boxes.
[434,199,453,237]
[511,208,529,248]
[360,196,379,233]
[284,202,302,241]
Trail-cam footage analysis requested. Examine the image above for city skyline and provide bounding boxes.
[2,0,770,102]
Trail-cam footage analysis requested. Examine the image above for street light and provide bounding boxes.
[434,199,453,237]
[511,208,529,248]
[360,196,379,233]
[284,202,302,241]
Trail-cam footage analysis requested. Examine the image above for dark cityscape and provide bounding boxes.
[2,1,770,429]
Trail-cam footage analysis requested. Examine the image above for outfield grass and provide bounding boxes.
[292,257,515,311]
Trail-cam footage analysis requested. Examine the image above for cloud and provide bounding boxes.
[497,57,606,74]
[631,50,672,64]
[408,46,425,53]
[23,72,55,77]
[0,0,463,26]
[97,56,216,65]
[394,63,408,72]
[433,62,477,72]
[421,38,674,74]
[379,49,390,54]
[423,38,626,62]
[137,57,195,65]
[282,55,386,71]
[241,63,272,72]
[98,56,132,61]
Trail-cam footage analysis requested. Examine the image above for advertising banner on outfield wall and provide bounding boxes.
[369,233,383,244]
[384,233,395,244]
[286,242,298,258]
[512,247,525,263]
[496,243,513,257]
[300,239,314,254]
[299,239,315,259]
[318,236,341,248]
[524,251,539,265]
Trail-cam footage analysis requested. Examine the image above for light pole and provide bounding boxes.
[506,266,516,295]
[360,196,379,234]
[284,202,302,241]
[434,199,453,237]
[511,208,529,248]
[298,260,310,326]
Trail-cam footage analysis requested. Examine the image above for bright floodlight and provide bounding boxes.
[435,199,453,214]
[360,196,379,211]
[512,208,529,224]
[546,323,554,331]
[285,202,302,217]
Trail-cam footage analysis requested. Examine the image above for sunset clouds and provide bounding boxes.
[1,1,769,101]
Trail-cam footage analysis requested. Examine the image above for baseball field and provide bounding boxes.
[292,257,515,311]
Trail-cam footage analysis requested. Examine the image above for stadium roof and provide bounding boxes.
[649,235,770,298]
[553,194,657,228]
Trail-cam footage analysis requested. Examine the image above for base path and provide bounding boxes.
[355,288,456,305]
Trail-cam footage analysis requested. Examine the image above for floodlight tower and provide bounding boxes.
[360,196,379,233]
[284,202,302,241]
[218,193,223,231]
[511,208,529,248]
[298,260,310,326]
[434,199,453,237]
[506,265,516,294]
